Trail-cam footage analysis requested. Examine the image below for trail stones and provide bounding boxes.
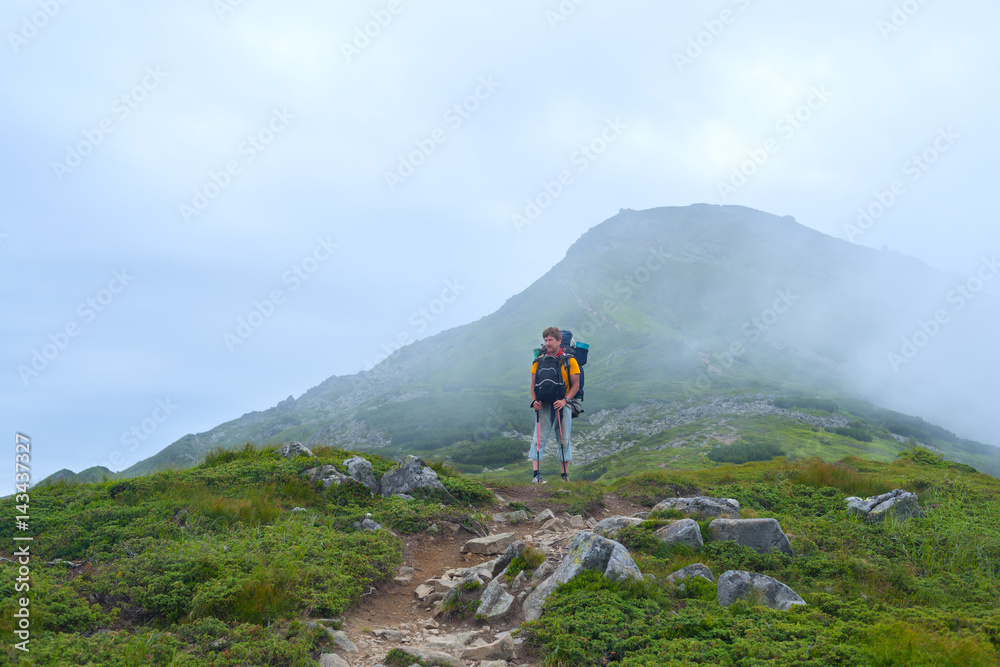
[534,509,555,522]
[492,510,529,523]
[277,441,313,458]
[593,515,644,538]
[386,647,464,667]
[652,496,741,518]
[523,531,642,622]
[460,634,515,661]
[343,456,378,493]
[845,489,924,523]
[462,533,516,555]
[476,578,515,622]
[318,653,350,667]
[716,570,806,611]
[707,518,793,556]
[491,541,526,576]
[654,518,704,549]
[379,455,448,496]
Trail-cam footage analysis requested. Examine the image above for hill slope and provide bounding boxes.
[114,204,999,479]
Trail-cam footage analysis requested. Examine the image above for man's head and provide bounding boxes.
[542,327,562,353]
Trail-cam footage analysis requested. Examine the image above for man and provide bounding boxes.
[529,327,581,483]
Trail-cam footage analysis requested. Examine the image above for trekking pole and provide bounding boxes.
[556,404,565,473]
[535,408,541,466]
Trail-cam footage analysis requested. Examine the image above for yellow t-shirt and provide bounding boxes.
[531,354,581,397]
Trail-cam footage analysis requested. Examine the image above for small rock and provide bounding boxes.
[534,509,555,522]
[716,570,806,611]
[654,519,704,550]
[277,441,313,458]
[492,510,530,523]
[318,653,350,667]
[652,496,740,519]
[462,533,516,555]
[460,634,515,662]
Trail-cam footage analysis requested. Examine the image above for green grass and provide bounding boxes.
[0,443,493,666]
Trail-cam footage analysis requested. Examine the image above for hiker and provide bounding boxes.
[529,327,581,483]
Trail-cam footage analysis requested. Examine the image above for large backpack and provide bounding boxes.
[533,329,589,402]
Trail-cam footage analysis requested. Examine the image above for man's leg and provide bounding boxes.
[558,404,572,478]
[532,405,557,482]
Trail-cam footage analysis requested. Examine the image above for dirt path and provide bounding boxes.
[333,485,646,667]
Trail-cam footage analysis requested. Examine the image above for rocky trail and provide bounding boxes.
[324,484,647,667]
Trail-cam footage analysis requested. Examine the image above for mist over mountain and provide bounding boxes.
[113,204,999,479]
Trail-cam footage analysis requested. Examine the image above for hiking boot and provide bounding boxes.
[532,474,547,485]
[561,473,569,482]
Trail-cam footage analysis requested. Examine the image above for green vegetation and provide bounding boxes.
[523,455,1000,666]
[506,546,546,581]
[450,437,527,467]
[706,438,785,464]
[0,444,492,666]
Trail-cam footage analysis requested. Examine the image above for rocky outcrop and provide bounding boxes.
[652,496,741,519]
[654,518,704,549]
[523,532,642,622]
[379,456,447,496]
[716,570,806,611]
[277,441,313,458]
[666,563,715,586]
[343,456,377,494]
[707,518,793,556]
[301,464,349,488]
[845,489,924,523]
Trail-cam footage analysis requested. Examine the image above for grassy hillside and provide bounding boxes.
[6,432,1000,665]
[1,445,492,666]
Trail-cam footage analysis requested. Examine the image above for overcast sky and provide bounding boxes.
[3,1,998,496]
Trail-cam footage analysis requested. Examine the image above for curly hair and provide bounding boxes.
[542,326,562,341]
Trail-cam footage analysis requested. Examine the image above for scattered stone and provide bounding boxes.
[540,517,570,532]
[530,561,556,583]
[343,456,378,494]
[394,566,415,584]
[372,628,406,641]
[652,496,740,519]
[524,532,642,622]
[460,634,515,662]
[845,489,924,523]
[654,519,704,550]
[318,652,350,667]
[433,578,459,594]
[490,541,526,577]
[462,533,516,555]
[569,515,586,529]
[707,518,792,556]
[355,516,383,532]
[383,647,463,667]
[492,510,530,523]
[330,630,358,653]
[422,631,479,652]
[593,515,644,538]
[476,577,515,623]
[414,584,435,600]
[666,563,715,585]
[277,441,313,458]
[479,661,509,667]
[302,465,349,488]
[379,456,448,497]
[716,570,806,611]
[394,493,414,501]
[534,509,555,522]
[510,570,530,593]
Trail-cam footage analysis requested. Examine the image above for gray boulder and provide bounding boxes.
[523,532,642,621]
[343,456,378,494]
[301,464,350,489]
[475,577,515,623]
[462,533,516,556]
[666,563,715,585]
[490,540,526,577]
[379,456,447,496]
[707,518,793,556]
[492,510,530,523]
[652,496,741,519]
[460,634,515,662]
[277,441,313,458]
[593,515,644,538]
[653,519,704,550]
[845,489,923,523]
[716,570,806,611]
